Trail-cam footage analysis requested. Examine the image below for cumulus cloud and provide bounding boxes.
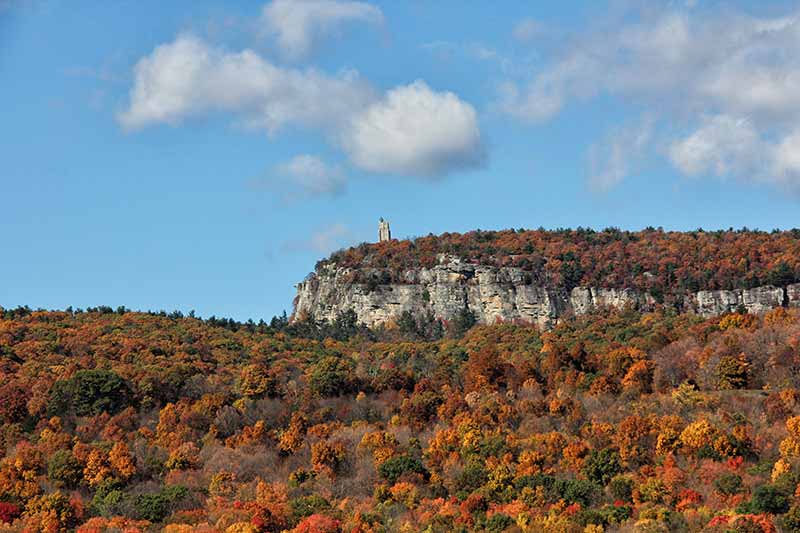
[773,133,800,182]
[497,6,800,190]
[260,0,383,60]
[120,35,485,179]
[668,115,762,178]
[342,80,484,177]
[118,35,374,133]
[276,154,347,198]
[669,115,800,190]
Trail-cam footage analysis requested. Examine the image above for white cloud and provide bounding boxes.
[341,80,485,177]
[120,37,485,179]
[466,43,502,63]
[668,115,762,178]
[117,34,375,133]
[277,154,347,198]
[498,10,800,123]
[497,6,800,190]
[668,115,800,190]
[496,79,561,123]
[421,40,512,73]
[260,0,383,60]
[283,223,353,254]
[773,132,800,182]
[589,117,654,191]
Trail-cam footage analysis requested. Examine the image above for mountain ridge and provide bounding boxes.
[295,228,800,328]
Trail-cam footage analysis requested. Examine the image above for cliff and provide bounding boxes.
[294,254,800,329]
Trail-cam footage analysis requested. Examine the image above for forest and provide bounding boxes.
[322,228,800,303]
[3,302,800,532]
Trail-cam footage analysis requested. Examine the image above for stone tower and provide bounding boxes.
[378,218,391,242]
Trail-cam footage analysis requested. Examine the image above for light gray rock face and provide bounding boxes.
[293,257,800,328]
[789,284,800,308]
[688,286,786,317]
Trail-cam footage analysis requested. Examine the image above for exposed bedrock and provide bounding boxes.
[294,256,800,329]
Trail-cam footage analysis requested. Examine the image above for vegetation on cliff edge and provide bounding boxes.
[320,228,800,303]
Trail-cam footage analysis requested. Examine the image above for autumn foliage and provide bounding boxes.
[323,227,800,304]
[3,295,800,530]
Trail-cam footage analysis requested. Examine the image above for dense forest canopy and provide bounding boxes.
[321,228,800,298]
[3,304,800,531]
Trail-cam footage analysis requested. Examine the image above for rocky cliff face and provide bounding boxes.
[294,255,800,329]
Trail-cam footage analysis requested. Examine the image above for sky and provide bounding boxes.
[3,0,800,321]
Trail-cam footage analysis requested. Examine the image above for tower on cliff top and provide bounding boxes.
[378,218,391,242]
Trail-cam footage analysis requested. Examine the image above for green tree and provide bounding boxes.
[451,307,476,337]
[378,455,428,484]
[133,485,189,522]
[609,476,634,502]
[780,505,800,532]
[767,262,796,287]
[48,369,132,417]
[307,356,354,397]
[746,484,790,514]
[47,450,84,489]
[559,252,585,291]
[714,473,743,496]
[582,448,622,486]
[554,479,599,506]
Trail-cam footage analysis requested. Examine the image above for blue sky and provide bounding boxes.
[3,0,800,321]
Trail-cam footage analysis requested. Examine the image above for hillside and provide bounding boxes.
[3,305,800,531]
[295,228,800,328]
